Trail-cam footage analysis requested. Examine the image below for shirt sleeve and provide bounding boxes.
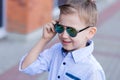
[86,69,106,80]
[19,47,55,75]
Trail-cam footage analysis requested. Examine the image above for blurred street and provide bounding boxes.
[0,0,120,80]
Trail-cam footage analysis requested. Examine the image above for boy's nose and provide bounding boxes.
[61,30,69,38]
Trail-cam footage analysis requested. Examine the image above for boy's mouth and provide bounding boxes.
[62,40,72,44]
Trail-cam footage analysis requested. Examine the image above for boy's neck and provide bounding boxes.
[62,41,90,53]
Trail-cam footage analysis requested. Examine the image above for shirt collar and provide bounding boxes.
[71,40,94,63]
[61,47,75,57]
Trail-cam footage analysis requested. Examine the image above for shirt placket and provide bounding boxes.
[57,52,71,80]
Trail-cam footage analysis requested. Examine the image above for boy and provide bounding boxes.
[19,0,106,80]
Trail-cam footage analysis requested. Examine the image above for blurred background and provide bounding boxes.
[0,0,120,80]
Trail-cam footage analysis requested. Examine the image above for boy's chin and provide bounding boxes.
[63,46,75,51]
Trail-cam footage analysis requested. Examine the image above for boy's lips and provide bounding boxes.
[62,40,72,44]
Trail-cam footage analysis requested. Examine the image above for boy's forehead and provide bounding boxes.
[59,13,85,22]
[59,14,86,28]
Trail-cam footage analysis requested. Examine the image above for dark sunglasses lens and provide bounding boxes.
[54,24,64,33]
[67,27,77,37]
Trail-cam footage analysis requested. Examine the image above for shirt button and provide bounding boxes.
[63,62,66,65]
[58,75,60,79]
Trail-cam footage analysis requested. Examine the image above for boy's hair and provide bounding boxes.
[58,0,98,27]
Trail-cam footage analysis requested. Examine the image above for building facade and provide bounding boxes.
[0,0,53,40]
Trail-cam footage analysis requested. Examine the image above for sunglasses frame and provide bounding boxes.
[54,22,91,37]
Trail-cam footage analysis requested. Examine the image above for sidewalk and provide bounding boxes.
[0,0,120,80]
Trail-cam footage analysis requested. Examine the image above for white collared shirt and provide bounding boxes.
[19,41,106,80]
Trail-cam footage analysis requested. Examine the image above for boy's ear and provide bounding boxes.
[87,27,97,39]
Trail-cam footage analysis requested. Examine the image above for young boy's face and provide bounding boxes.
[58,13,96,51]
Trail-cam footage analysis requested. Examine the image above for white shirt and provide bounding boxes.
[19,41,106,80]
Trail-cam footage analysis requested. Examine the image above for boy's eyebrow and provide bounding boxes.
[57,23,65,26]
[57,21,71,27]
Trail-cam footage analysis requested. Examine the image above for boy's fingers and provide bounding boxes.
[44,20,57,33]
[47,23,55,33]
[51,20,59,32]
[51,20,58,25]
[51,20,56,24]
[49,21,57,32]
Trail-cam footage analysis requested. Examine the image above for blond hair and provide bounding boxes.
[59,0,98,27]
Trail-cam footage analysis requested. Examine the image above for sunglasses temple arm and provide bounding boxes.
[78,26,90,32]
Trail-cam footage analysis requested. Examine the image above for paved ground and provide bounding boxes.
[0,0,120,80]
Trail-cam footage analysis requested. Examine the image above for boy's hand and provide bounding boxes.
[21,21,57,69]
[42,21,57,42]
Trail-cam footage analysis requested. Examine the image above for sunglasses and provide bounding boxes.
[54,22,91,37]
